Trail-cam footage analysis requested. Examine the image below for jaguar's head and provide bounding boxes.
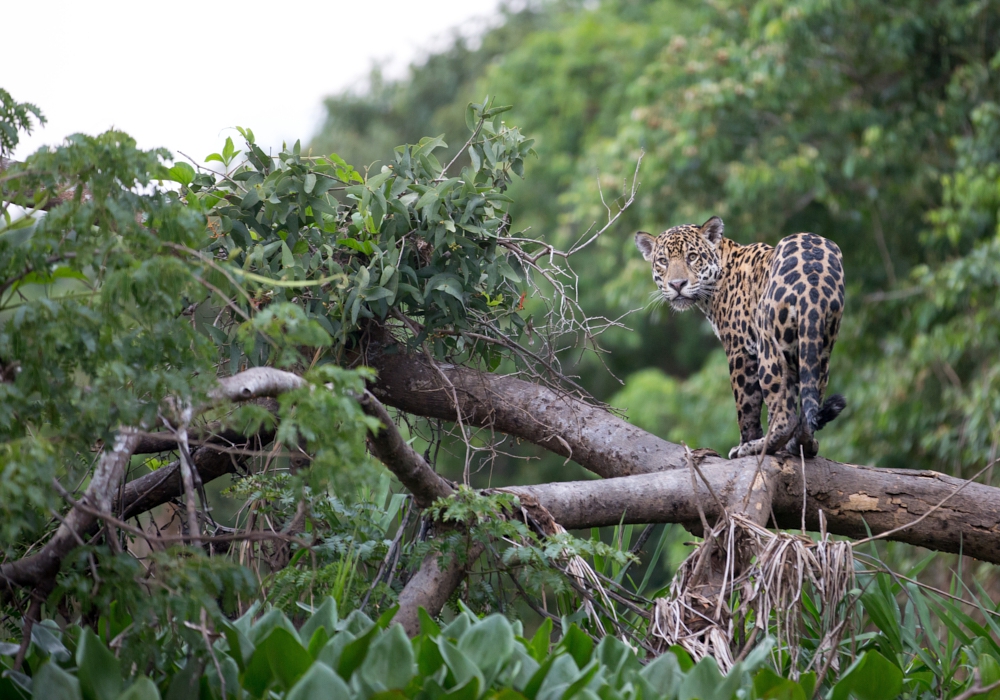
[634,216,724,311]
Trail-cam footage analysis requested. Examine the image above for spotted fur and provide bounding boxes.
[635,216,846,459]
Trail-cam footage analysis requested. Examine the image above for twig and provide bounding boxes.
[161,404,202,546]
[800,446,808,535]
[12,597,42,672]
[952,670,1000,700]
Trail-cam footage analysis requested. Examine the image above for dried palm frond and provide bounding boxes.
[650,511,855,674]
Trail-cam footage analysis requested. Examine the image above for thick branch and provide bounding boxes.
[359,391,454,508]
[209,367,304,403]
[396,541,486,637]
[368,350,685,478]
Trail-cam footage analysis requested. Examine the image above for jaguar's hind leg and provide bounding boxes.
[731,338,798,458]
[785,431,819,459]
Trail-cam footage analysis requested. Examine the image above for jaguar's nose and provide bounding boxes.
[668,279,688,293]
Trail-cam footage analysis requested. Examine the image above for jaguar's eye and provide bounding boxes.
[687,253,698,263]
[657,257,667,265]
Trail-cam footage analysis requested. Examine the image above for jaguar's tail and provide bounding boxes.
[810,394,846,432]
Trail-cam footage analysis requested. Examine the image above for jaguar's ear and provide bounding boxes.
[700,216,724,246]
[634,231,656,261]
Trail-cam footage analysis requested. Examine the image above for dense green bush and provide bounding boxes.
[0,598,947,699]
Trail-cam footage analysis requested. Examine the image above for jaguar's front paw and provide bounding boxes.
[730,438,767,459]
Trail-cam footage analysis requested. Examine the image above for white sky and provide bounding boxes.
[3,0,501,163]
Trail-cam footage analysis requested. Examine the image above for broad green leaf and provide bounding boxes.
[115,676,161,700]
[639,651,682,697]
[558,624,593,669]
[317,630,355,671]
[442,613,471,641]
[341,609,375,636]
[76,628,122,700]
[164,658,202,700]
[165,162,195,186]
[248,608,299,645]
[361,623,415,690]
[264,627,314,689]
[220,620,254,671]
[754,668,806,700]
[678,656,740,700]
[337,623,379,679]
[286,661,351,700]
[534,654,578,700]
[438,637,485,690]
[33,662,82,700]
[668,645,694,672]
[458,615,515,684]
[831,650,903,700]
[31,621,70,661]
[418,608,442,638]
[530,618,553,662]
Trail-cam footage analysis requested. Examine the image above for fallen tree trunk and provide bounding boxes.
[368,351,1000,563]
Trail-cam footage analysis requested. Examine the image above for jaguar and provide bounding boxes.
[635,216,846,459]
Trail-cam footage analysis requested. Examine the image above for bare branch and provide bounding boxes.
[359,390,455,507]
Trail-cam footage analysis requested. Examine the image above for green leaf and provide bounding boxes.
[286,661,351,700]
[337,622,379,679]
[265,627,314,689]
[831,650,903,700]
[534,654,579,700]
[438,637,485,690]
[679,656,740,700]
[458,615,515,685]
[668,645,694,672]
[76,627,122,700]
[299,598,338,646]
[220,620,254,671]
[241,186,261,209]
[639,652,682,697]
[375,605,400,630]
[361,624,415,691]
[31,621,70,661]
[317,630,355,671]
[115,677,161,700]
[304,173,317,194]
[337,237,375,255]
[529,618,553,662]
[558,624,593,669]
[164,658,203,700]
[418,608,442,638]
[754,668,806,700]
[33,662,82,700]
[165,162,195,186]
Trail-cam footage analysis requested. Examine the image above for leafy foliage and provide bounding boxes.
[0,598,939,699]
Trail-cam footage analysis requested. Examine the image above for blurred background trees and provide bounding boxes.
[313,0,1000,480]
